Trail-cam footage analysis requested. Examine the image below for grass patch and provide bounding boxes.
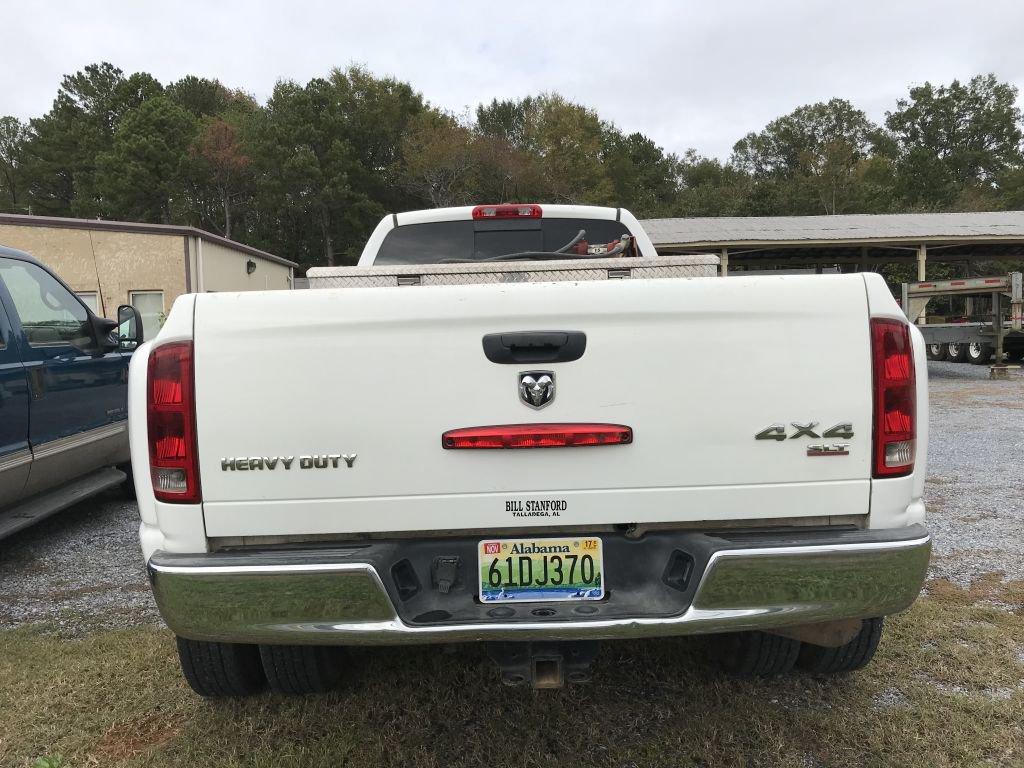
[1,583,1022,768]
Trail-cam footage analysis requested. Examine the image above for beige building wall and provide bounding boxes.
[0,224,187,320]
[1,222,294,344]
[197,238,293,292]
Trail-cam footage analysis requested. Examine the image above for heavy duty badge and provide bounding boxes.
[220,454,357,471]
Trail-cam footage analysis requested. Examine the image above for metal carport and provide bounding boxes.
[641,211,1024,281]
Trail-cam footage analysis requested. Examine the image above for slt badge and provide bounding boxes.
[519,371,555,409]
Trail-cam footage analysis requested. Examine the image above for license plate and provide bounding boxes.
[478,537,604,603]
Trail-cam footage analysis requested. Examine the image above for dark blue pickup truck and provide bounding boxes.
[0,244,142,539]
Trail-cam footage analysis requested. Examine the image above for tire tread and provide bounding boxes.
[259,645,343,695]
[797,617,884,675]
[176,636,264,697]
[718,631,800,678]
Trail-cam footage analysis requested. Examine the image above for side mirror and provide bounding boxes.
[89,313,119,354]
[116,304,144,351]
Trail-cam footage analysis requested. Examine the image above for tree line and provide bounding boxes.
[1,64,1022,270]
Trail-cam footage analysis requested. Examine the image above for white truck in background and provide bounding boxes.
[131,204,931,695]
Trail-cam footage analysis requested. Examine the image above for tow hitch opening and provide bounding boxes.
[486,641,600,689]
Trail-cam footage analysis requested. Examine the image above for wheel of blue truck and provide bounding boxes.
[259,644,345,695]
[797,617,884,675]
[946,342,968,362]
[1007,347,1024,363]
[175,636,265,697]
[118,463,137,499]
[715,631,801,678]
[967,342,993,364]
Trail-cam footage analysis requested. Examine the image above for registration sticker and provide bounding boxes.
[478,537,604,603]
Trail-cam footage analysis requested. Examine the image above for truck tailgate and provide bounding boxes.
[194,275,872,537]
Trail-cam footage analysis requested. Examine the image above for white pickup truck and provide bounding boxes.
[131,204,931,695]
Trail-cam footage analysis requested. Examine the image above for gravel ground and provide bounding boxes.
[0,360,1019,631]
[0,489,159,633]
[924,361,1024,586]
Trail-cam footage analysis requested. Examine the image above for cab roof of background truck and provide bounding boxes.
[390,204,624,227]
[359,204,657,266]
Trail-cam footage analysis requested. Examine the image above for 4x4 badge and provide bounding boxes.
[755,422,854,441]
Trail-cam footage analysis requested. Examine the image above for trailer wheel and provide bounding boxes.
[176,637,265,697]
[926,343,947,361]
[715,631,800,678]
[967,342,993,365]
[259,644,345,695]
[797,617,884,675]
[947,342,968,362]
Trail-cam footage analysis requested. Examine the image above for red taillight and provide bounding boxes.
[871,318,916,478]
[471,204,542,220]
[147,341,201,502]
[442,423,632,449]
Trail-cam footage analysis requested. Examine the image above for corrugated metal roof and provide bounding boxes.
[641,211,1024,247]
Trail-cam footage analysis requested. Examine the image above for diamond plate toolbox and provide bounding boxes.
[305,254,720,289]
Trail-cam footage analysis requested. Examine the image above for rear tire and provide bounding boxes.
[259,644,344,695]
[176,637,265,697]
[1007,348,1024,363]
[947,342,968,363]
[797,617,884,675]
[967,342,993,365]
[926,343,947,361]
[715,631,800,678]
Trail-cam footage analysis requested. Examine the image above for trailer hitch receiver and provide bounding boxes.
[486,641,600,689]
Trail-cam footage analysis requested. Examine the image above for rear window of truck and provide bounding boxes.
[374,218,635,265]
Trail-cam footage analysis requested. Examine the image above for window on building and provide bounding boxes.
[0,258,92,348]
[129,291,165,342]
[77,292,99,314]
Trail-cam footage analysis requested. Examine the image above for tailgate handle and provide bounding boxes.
[482,331,586,364]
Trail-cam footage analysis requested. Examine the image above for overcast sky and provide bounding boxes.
[4,0,1024,160]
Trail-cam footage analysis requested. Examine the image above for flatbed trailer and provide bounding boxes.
[902,272,1023,369]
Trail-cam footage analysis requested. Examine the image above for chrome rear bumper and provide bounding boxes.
[148,525,931,645]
